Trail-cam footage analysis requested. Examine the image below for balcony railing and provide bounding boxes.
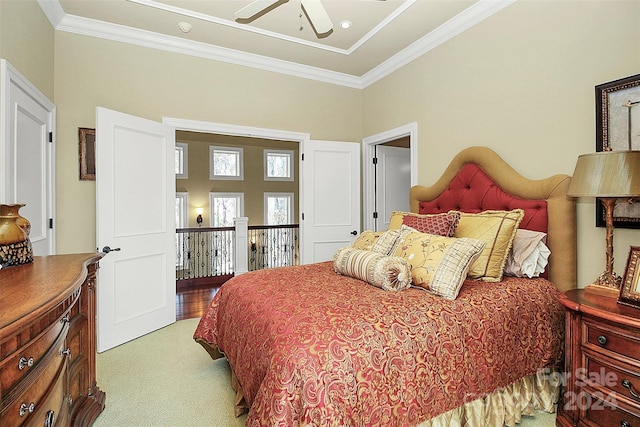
[176,218,299,289]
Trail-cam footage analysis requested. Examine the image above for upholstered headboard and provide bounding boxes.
[410,146,577,292]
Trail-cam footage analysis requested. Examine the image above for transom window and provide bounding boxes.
[265,193,294,225]
[209,192,244,227]
[210,146,243,180]
[264,149,294,181]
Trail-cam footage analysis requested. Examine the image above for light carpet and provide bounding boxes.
[94,318,556,426]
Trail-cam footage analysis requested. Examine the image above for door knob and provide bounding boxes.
[350,230,358,236]
[101,246,121,253]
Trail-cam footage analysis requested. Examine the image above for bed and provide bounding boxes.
[194,146,577,426]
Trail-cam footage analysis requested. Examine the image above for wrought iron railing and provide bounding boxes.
[175,222,299,288]
[248,224,299,271]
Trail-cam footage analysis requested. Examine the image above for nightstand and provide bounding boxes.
[557,289,640,427]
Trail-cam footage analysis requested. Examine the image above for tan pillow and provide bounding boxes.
[393,231,486,299]
[351,230,385,251]
[370,225,415,256]
[454,209,524,282]
[333,247,412,291]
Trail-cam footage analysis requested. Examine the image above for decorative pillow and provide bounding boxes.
[393,231,486,300]
[370,225,415,256]
[454,209,525,282]
[504,229,551,278]
[388,211,461,237]
[333,247,412,291]
[351,230,385,251]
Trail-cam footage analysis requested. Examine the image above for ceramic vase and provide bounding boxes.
[0,204,33,267]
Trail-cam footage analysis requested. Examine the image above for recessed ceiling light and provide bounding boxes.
[339,20,352,29]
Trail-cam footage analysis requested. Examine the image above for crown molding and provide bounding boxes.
[37,0,516,90]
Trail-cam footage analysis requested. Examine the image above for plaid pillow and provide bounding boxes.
[388,211,460,237]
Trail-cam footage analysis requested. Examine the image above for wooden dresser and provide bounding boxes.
[0,254,105,426]
[557,289,640,427]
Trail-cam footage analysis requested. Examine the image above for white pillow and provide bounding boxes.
[504,229,550,278]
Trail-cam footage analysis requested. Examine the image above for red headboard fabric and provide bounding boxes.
[418,164,548,234]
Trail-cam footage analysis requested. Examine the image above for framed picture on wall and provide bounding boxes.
[79,127,96,181]
[595,73,640,229]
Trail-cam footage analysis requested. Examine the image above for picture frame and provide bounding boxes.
[618,246,640,309]
[79,127,96,181]
[595,73,640,229]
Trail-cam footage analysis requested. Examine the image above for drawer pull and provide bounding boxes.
[622,379,640,400]
[61,348,71,358]
[597,335,607,345]
[45,410,55,427]
[19,402,35,417]
[621,422,631,427]
[18,356,34,370]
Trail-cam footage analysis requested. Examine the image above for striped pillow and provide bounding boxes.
[333,248,412,291]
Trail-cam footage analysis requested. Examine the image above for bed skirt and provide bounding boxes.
[220,353,560,427]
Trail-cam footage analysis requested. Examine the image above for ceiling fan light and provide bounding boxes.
[340,20,352,29]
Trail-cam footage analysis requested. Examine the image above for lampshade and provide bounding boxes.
[567,151,640,198]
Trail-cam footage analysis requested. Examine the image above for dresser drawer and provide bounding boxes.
[0,314,68,395]
[585,356,640,407]
[583,317,640,364]
[0,338,68,426]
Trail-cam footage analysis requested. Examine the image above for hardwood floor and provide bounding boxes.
[176,285,221,321]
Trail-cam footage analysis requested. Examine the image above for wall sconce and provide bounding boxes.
[195,208,203,227]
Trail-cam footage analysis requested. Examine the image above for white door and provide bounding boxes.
[376,145,411,230]
[1,60,55,255]
[301,140,360,264]
[96,107,176,352]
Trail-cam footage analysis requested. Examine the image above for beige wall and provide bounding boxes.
[0,0,54,100]
[363,0,640,287]
[175,131,299,227]
[4,0,640,288]
[53,32,362,253]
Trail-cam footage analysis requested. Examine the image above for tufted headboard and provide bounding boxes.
[409,146,577,292]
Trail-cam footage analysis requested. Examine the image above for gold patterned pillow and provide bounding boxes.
[393,231,486,299]
[333,248,412,291]
[454,209,524,282]
[351,230,385,251]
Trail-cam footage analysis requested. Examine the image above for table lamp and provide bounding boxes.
[567,150,640,297]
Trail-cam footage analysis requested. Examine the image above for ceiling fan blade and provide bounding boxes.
[235,0,282,20]
[300,0,333,35]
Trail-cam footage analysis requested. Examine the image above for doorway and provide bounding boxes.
[362,123,417,231]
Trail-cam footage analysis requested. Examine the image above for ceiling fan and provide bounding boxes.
[235,0,333,37]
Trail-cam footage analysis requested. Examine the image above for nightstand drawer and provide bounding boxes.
[585,356,640,406]
[584,317,640,364]
[584,396,640,427]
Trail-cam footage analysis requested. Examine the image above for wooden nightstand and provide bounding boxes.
[557,289,640,427]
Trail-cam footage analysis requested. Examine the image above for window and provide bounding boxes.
[210,146,243,180]
[264,149,294,181]
[209,192,244,227]
[175,192,188,268]
[175,192,188,228]
[175,143,188,179]
[265,193,294,225]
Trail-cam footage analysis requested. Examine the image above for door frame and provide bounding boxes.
[162,117,311,258]
[0,59,56,253]
[362,122,418,231]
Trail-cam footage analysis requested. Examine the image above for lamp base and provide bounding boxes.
[584,271,622,298]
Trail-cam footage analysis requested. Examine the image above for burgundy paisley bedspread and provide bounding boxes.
[194,261,564,427]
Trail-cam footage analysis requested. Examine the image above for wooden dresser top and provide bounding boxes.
[0,253,101,335]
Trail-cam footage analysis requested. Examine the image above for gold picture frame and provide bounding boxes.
[79,127,96,181]
[618,246,640,309]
